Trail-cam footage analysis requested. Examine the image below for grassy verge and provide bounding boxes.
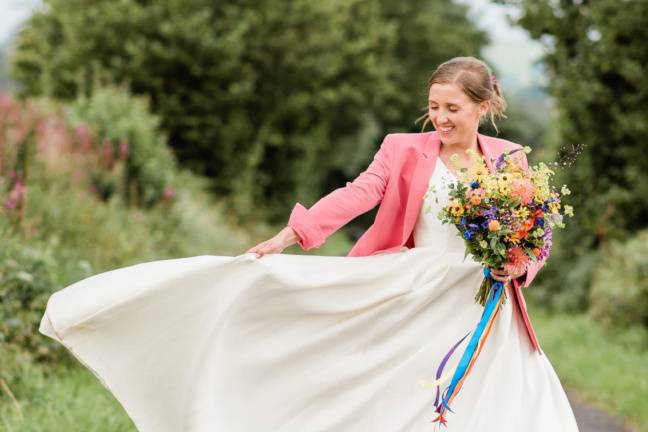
[529,303,648,432]
[0,343,134,431]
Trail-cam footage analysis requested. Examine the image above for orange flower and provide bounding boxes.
[488,220,501,232]
[523,218,535,231]
[468,188,486,205]
[504,246,531,276]
[510,178,534,205]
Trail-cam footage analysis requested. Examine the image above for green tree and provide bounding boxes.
[501,0,648,311]
[11,0,394,222]
[11,0,487,224]
[374,0,487,133]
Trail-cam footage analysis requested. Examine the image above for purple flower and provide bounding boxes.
[495,154,506,170]
[483,206,498,220]
[495,148,524,170]
[538,226,553,261]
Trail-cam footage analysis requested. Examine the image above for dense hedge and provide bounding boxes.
[589,230,648,329]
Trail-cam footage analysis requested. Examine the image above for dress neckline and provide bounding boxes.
[436,157,460,182]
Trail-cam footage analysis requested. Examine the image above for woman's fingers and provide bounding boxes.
[246,240,281,258]
[489,268,512,283]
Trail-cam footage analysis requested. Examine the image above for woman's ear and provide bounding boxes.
[478,100,490,121]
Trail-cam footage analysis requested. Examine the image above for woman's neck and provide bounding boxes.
[439,134,481,161]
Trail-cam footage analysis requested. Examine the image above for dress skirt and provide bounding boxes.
[40,248,579,431]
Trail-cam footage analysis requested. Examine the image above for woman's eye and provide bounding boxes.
[429,106,438,110]
[449,107,458,112]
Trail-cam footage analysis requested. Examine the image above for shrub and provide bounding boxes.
[66,85,177,207]
[0,228,68,363]
[589,230,648,329]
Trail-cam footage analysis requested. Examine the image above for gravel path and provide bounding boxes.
[566,388,638,432]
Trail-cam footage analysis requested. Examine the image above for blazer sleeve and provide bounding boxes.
[287,134,394,251]
[511,146,544,288]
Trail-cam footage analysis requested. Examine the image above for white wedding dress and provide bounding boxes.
[40,159,579,431]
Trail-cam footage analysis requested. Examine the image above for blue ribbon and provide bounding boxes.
[437,268,504,414]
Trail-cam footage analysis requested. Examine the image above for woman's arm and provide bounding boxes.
[287,134,395,251]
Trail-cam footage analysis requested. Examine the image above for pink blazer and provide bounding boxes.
[288,131,544,354]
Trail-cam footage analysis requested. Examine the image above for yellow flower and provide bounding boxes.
[470,165,489,180]
[449,201,464,217]
[515,207,530,219]
[498,173,512,183]
[505,234,521,245]
[497,173,512,193]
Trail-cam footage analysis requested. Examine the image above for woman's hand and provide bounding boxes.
[246,226,300,258]
[489,267,526,285]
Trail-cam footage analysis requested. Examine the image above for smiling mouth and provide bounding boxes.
[438,125,454,133]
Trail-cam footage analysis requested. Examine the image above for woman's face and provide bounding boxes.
[428,82,489,148]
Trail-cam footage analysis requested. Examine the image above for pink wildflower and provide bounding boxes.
[4,197,16,209]
[0,94,12,110]
[163,186,176,201]
[504,246,531,276]
[76,125,92,151]
[511,178,534,205]
[12,181,27,197]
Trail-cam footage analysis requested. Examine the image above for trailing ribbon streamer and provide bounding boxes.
[428,267,506,429]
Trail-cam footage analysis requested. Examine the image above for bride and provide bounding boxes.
[40,56,580,431]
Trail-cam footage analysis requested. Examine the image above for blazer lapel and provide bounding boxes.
[401,132,440,244]
[477,133,497,173]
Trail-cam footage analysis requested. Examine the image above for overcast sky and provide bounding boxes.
[0,0,545,87]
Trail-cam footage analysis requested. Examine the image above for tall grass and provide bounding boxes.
[530,303,648,432]
[0,343,135,431]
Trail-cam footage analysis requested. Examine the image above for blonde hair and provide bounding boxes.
[417,56,507,134]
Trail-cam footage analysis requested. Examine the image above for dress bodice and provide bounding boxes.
[412,158,467,253]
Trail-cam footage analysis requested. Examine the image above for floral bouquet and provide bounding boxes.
[422,146,574,429]
[437,147,573,306]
